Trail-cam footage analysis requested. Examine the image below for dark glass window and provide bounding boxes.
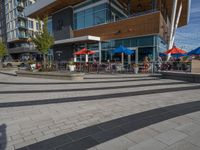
[28,20,33,29]
[85,8,93,27]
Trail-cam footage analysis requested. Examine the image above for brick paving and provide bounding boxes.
[0,73,200,150]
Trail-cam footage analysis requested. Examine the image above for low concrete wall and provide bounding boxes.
[16,71,85,80]
[161,71,200,83]
[191,59,200,73]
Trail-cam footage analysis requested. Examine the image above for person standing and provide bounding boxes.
[143,56,149,73]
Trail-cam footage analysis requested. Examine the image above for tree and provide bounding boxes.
[0,40,7,67]
[31,17,54,69]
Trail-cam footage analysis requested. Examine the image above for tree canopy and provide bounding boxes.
[0,40,7,58]
[31,17,54,55]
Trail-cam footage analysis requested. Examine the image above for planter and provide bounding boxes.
[69,65,76,72]
[134,67,139,74]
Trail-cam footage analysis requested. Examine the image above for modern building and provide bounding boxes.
[2,0,40,60]
[0,0,7,44]
[25,0,191,63]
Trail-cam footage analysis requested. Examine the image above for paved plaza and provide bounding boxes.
[0,73,200,150]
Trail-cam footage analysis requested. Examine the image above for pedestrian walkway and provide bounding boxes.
[0,73,200,150]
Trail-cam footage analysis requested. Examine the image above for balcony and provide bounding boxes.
[17,3,24,11]
[18,24,27,30]
[8,47,37,54]
[18,34,29,39]
[17,13,27,20]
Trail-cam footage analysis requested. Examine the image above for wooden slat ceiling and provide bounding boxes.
[118,0,190,27]
[29,0,189,27]
[29,0,85,18]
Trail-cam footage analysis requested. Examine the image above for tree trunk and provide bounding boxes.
[0,58,3,69]
[43,54,47,70]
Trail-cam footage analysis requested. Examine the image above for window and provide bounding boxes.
[36,22,39,30]
[28,20,33,29]
[84,8,93,27]
[74,3,108,30]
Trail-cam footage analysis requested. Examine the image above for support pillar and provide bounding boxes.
[98,41,102,64]
[128,55,131,65]
[169,0,178,49]
[135,47,139,64]
[172,3,183,46]
[121,53,124,70]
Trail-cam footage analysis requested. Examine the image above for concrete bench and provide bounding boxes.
[16,71,85,80]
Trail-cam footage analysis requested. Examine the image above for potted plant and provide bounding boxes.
[68,60,76,72]
[133,64,139,74]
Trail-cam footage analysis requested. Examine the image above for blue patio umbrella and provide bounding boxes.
[159,53,167,57]
[188,47,200,55]
[112,46,135,68]
[112,46,134,55]
[171,53,188,58]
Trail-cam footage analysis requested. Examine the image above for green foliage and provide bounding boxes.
[0,41,7,58]
[31,17,54,55]
[68,60,75,66]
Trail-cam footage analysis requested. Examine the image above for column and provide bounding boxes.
[172,3,183,46]
[135,47,139,65]
[169,0,178,49]
[99,41,102,64]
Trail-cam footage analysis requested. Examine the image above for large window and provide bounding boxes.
[74,3,108,30]
[74,1,128,30]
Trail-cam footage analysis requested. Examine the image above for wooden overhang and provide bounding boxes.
[27,0,190,27]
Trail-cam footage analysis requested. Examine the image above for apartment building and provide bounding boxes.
[3,0,39,60]
[25,0,191,63]
[0,0,7,44]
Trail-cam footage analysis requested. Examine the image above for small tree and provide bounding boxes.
[31,17,54,69]
[0,40,7,67]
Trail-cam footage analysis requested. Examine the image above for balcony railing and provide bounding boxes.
[17,13,27,20]
[18,24,27,30]
[18,34,29,39]
[17,2,25,11]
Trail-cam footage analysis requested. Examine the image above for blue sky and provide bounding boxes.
[175,0,200,51]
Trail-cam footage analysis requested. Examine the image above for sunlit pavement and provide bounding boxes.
[0,73,200,150]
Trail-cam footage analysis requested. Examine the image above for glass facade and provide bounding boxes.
[74,3,109,30]
[99,35,166,63]
[73,1,127,30]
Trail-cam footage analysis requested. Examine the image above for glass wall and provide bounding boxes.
[73,1,127,30]
[47,18,53,35]
[74,3,109,30]
[100,35,156,63]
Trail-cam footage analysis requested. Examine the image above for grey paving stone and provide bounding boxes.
[92,127,125,143]
[125,127,160,143]
[68,126,102,141]
[55,137,98,150]
[95,136,136,150]
[185,131,200,147]
[176,122,200,135]
[163,140,200,150]
[154,129,188,145]
[128,139,167,150]
[27,134,72,150]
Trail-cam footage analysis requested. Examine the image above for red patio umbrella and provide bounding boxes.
[74,48,95,55]
[164,46,187,54]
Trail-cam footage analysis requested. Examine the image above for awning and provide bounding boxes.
[54,36,101,45]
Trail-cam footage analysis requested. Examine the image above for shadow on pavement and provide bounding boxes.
[0,124,7,150]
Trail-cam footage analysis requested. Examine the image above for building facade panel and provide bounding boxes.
[52,7,74,41]
[74,12,160,41]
